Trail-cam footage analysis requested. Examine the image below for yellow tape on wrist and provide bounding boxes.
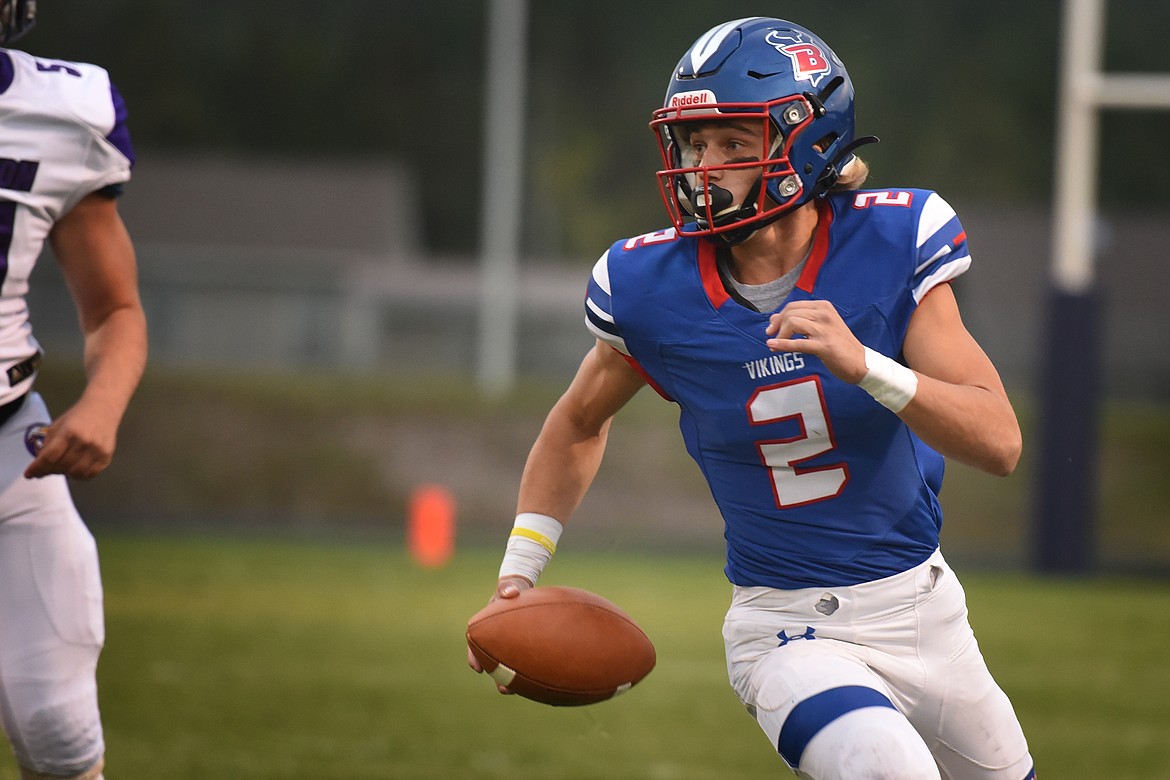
[499,513,564,584]
[510,525,558,555]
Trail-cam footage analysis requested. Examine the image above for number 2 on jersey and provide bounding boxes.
[747,378,848,508]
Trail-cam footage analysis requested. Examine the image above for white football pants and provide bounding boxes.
[723,548,1034,780]
[0,393,105,776]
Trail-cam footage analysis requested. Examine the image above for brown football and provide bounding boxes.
[466,586,656,706]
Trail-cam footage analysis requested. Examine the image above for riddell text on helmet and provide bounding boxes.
[669,90,717,109]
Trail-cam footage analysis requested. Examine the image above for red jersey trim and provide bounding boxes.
[618,349,675,402]
[697,239,731,309]
[796,199,833,294]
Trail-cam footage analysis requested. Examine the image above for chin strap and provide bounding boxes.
[716,205,789,246]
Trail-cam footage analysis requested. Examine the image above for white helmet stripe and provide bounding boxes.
[688,17,765,74]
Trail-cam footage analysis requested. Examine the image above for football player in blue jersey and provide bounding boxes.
[470,16,1034,780]
[0,2,146,778]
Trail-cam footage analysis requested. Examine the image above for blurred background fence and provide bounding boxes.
[28,156,1170,396]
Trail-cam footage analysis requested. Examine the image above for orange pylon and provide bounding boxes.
[408,484,456,568]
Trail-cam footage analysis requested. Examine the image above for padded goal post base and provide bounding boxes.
[1033,284,1101,575]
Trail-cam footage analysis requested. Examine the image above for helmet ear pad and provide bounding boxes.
[778,126,839,201]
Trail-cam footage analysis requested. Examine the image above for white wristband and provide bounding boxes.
[498,513,564,584]
[857,347,918,413]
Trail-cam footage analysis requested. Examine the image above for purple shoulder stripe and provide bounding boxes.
[106,81,136,168]
[0,52,13,94]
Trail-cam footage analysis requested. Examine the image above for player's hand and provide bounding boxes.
[467,575,533,690]
[765,300,867,384]
[23,401,119,480]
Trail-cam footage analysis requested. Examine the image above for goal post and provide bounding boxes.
[476,0,529,397]
[1035,0,1170,574]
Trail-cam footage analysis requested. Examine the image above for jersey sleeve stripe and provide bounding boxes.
[105,83,137,167]
[585,297,623,342]
[586,295,614,324]
[913,256,970,303]
[913,192,970,300]
[916,213,964,267]
[914,243,952,275]
[915,192,957,249]
[585,313,629,354]
[590,250,613,295]
[586,294,628,350]
[585,248,628,353]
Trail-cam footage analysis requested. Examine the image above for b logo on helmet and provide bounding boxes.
[766,31,832,88]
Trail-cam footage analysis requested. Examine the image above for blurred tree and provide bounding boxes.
[21,0,1170,256]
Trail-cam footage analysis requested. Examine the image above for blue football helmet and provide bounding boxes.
[0,0,36,44]
[650,17,876,243]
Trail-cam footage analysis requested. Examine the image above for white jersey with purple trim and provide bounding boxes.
[0,47,134,406]
[585,189,972,589]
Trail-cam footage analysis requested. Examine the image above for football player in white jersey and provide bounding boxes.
[470,17,1035,780]
[0,1,147,778]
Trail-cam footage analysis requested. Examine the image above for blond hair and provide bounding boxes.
[831,155,870,191]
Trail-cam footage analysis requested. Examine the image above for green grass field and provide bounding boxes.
[0,534,1165,779]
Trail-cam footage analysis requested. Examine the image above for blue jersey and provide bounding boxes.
[585,189,973,589]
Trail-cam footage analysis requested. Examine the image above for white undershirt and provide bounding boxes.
[720,253,809,313]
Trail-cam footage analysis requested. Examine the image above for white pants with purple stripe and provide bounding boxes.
[723,549,1034,780]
